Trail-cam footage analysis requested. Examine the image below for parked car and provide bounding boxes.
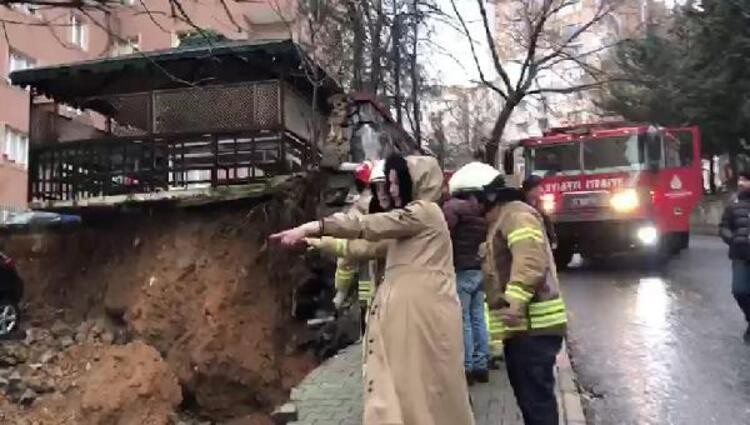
[2,211,81,232]
[0,251,22,337]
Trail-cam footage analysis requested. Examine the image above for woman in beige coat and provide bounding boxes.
[271,155,475,425]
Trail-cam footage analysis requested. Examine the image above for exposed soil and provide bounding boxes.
[0,175,327,424]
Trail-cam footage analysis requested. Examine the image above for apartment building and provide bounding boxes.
[0,0,295,218]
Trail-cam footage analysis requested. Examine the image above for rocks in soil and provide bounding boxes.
[0,318,127,409]
[18,388,37,406]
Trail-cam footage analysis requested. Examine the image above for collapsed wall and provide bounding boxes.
[0,175,331,424]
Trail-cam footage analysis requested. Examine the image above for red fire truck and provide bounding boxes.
[503,123,703,268]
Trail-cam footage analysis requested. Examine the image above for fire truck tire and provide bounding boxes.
[677,232,690,251]
[554,247,574,270]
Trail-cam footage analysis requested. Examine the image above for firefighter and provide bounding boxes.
[330,162,375,335]
[468,166,568,425]
[313,160,390,337]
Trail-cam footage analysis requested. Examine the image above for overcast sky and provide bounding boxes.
[424,0,497,87]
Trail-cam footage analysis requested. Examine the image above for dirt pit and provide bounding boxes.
[0,176,329,424]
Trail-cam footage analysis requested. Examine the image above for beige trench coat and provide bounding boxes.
[321,157,475,425]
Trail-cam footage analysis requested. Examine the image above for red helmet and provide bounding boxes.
[355,161,372,185]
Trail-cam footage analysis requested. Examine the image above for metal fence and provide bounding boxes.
[28,130,315,202]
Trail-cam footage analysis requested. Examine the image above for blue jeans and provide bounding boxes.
[457,269,489,371]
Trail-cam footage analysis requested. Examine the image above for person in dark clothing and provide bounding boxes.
[720,171,750,343]
[443,180,491,385]
[522,175,558,249]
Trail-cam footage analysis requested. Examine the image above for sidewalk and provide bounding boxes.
[285,342,585,425]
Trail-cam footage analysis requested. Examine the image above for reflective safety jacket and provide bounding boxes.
[484,302,504,355]
[481,201,567,338]
[328,237,387,304]
[332,194,381,304]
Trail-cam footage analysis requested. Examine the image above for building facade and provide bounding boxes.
[0,0,296,218]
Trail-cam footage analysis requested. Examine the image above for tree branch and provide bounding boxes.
[218,0,243,33]
[448,0,507,99]
[475,0,513,93]
[537,0,619,66]
[527,78,627,95]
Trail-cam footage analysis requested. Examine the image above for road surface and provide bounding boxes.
[563,235,750,425]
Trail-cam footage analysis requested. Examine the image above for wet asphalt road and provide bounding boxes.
[563,235,750,425]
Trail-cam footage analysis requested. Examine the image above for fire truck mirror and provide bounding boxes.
[503,149,515,176]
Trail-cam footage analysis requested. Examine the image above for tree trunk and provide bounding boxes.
[410,4,420,146]
[393,13,402,125]
[348,2,365,91]
[709,156,716,194]
[486,101,517,166]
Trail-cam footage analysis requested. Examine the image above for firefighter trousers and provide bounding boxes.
[504,335,563,425]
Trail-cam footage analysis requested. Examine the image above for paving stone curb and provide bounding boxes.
[556,342,587,425]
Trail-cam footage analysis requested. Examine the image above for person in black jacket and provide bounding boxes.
[720,171,750,343]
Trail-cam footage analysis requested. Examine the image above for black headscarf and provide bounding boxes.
[384,154,414,207]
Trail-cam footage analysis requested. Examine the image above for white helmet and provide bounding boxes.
[370,159,386,183]
[448,161,501,196]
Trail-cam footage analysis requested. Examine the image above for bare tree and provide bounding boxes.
[449,0,623,163]
[423,85,501,169]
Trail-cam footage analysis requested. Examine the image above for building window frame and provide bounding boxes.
[11,3,40,16]
[70,14,88,50]
[111,35,141,57]
[3,126,29,169]
[7,48,37,86]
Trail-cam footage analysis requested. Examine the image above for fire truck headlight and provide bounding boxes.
[610,189,639,213]
[637,226,659,245]
[540,193,555,214]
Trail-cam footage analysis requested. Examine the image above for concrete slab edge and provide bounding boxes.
[556,342,586,425]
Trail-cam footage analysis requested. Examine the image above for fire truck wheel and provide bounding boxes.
[677,232,690,251]
[554,247,574,270]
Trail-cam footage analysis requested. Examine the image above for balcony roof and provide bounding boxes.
[10,39,341,108]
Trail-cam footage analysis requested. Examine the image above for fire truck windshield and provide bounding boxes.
[527,134,645,177]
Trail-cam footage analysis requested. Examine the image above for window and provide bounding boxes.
[561,24,581,42]
[3,127,29,168]
[664,132,694,168]
[528,143,582,177]
[70,15,87,50]
[111,36,140,56]
[559,0,583,15]
[583,135,645,173]
[8,50,37,74]
[12,3,39,15]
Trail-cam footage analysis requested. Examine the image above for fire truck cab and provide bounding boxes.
[503,123,703,268]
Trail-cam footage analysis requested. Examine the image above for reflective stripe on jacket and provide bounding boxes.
[481,201,567,338]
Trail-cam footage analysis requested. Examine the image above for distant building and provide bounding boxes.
[420,85,502,169]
